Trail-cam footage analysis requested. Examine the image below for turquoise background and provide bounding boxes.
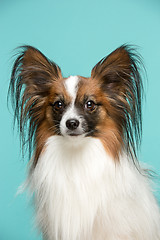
[0,0,160,239]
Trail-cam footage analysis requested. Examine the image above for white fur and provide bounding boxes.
[64,75,79,100]
[28,136,160,240]
[60,105,83,136]
[60,76,84,136]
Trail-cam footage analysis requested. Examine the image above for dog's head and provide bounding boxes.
[9,45,143,166]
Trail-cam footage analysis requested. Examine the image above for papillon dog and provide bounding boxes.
[9,45,160,240]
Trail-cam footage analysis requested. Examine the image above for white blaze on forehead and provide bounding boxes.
[60,76,82,136]
[64,76,79,101]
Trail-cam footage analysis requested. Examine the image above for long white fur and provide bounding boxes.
[28,136,160,240]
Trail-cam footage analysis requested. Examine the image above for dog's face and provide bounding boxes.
[46,75,110,139]
[10,45,143,166]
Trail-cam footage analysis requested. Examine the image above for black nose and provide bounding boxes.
[66,119,80,130]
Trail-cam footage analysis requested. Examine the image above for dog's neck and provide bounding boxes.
[28,136,157,240]
[28,136,129,239]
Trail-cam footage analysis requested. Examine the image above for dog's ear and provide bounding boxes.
[91,45,141,97]
[9,46,62,157]
[11,46,62,96]
[91,45,144,159]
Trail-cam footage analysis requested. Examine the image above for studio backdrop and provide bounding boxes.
[0,0,160,239]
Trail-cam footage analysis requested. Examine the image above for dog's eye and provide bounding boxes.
[53,101,64,111]
[85,100,96,111]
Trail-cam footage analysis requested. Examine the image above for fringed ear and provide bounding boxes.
[9,46,62,158]
[91,45,144,160]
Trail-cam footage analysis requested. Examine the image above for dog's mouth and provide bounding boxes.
[67,129,84,137]
[65,128,87,138]
[60,119,93,138]
[65,128,95,138]
[68,133,81,137]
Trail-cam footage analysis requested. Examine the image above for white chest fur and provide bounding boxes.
[28,136,160,240]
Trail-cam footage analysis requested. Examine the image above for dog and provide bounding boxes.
[9,45,160,240]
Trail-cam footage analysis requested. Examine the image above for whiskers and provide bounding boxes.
[48,124,60,135]
[85,129,95,137]
[47,121,67,136]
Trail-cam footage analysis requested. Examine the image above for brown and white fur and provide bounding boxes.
[9,45,160,240]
